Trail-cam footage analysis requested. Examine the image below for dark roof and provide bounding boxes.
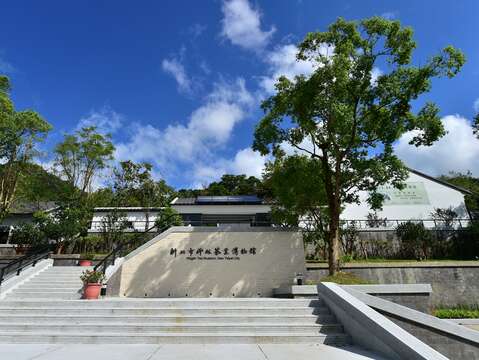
[9,201,58,214]
[94,207,165,211]
[407,168,473,195]
[171,195,269,205]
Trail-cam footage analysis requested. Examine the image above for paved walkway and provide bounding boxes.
[0,344,389,360]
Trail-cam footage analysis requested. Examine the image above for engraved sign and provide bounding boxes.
[169,246,257,261]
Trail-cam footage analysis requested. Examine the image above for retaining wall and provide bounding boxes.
[306,262,479,308]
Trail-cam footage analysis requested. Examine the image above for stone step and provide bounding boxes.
[46,268,88,270]
[22,281,84,286]
[0,332,351,344]
[0,323,343,334]
[0,307,329,316]
[0,299,323,308]
[5,293,82,300]
[12,287,82,292]
[0,314,335,325]
[25,276,84,280]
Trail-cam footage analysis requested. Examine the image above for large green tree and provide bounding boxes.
[0,75,52,218]
[253,17,465,274]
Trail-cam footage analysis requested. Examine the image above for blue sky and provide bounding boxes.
[1,0,479,189]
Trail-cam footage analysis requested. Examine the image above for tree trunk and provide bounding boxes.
[328,213,341,276]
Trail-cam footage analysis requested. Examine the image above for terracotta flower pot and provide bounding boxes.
[83,283,102,300]
[79,260,93,266]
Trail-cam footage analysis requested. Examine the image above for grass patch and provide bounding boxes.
[434,305,479,319]
[319,271,372,285]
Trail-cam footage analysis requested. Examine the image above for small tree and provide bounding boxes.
[155,207,183,230]
[112,160,176,230]
[0,76,52,219]
[253,17,465,274]
[54,126,114,197]
[99,209,131,252]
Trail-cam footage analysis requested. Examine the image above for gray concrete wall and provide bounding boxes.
[108,226,306,298]
[306,263,479,308]
[385,314,479,360]
[345,288,479,360]
[318,283,447,360]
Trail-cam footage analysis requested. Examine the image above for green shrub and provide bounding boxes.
[396,221,432,259]
[434,305,479,319]
[80,270,105,284]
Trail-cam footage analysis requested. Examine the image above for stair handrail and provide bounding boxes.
[0,244,54,286]
[94,214,181,275]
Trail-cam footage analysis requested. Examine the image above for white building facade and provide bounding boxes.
[88,169,472,233]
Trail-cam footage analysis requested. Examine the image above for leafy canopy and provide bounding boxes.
[0,75,52,218]
[54,126,115,195]
[254,17,465,211]
[253,16,464,273]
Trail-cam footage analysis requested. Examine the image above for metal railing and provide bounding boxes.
[0,244,53,286]
[88,218,272,232]
[88,217,473,233]
[336,218,472,231]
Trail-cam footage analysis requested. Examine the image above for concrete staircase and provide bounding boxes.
[3,266,89,300]
[0,296,351,344]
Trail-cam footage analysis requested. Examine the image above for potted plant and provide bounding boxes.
[79,253,95,266]
[80,270,105,300]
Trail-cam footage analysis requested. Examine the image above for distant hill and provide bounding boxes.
[10,162,75,208]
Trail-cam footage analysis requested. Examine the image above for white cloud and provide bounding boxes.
[191,148,269,186]
[394,114,479,176]
[231,147,267,176]
[259,43,333,94]
[473,98,479,113]
[76,107,123,135]
[221,0,275,51]
[114,78,256,184]
[161,57,192,94]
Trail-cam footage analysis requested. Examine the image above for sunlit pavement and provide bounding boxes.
[0,343,391,360]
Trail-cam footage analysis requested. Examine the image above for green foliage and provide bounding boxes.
[155,207,183,230]
[320,271,372,285]
[453,221,479,260]
[396,221,432,259]
[0,75,52,218]
[434,305,479,319]
[9,222,48,248]
[111,160,175,207]
[80,269,105,284]
[98,209,131,251]
[54,126,114,195]
[253,16,464,274]
[206,174,267,196]
[438,172,479,216]
[176,174,268,198]
[13,163,75,205]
